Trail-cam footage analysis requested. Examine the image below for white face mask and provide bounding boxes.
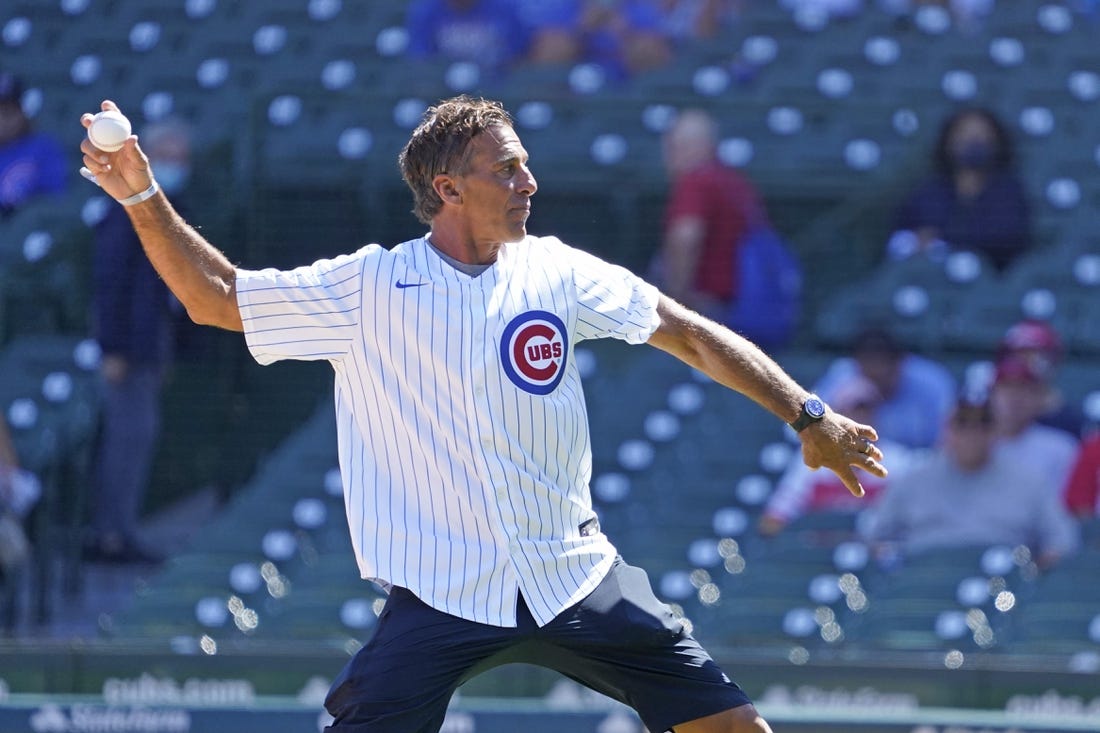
[154,162,190,194]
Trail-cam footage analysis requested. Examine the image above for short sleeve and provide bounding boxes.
[566,242,660,344]
[236,250,366,365]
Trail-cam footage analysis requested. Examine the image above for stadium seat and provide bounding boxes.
[690,597,797,645]
[1004,547,1100,654]
[812,277,892,348]
[939,279,1076,354]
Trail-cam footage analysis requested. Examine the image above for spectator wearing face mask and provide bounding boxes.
[886,107,1032,271]
[85,118,193,564]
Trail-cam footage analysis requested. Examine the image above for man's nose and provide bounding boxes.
[518,165,537,196]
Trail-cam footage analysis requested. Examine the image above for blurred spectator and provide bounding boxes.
[519,0,680,77]
[859,393,1079,568]
[658,0,742,41]
[758,375,910,536]
[651,109,792,341]
[996,319,1086,438]
[0,413,40,627]
[814,326,956,449]
[888,107,1032,271]
[405,0,531,71]
[581,0,673,78]
[990,355,1080,495]
[519,1,587,65]
[997,318,1062,380]
[1063,432,1100,518]
[85,119,194,565]
[0,72,67,217]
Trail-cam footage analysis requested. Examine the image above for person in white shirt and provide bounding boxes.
[78,95,886,733]
[860,393,1078,568]
[759,375,910,536]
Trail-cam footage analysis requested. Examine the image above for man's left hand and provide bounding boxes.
[798,413,887,497]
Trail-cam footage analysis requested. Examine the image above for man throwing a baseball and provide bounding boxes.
[79,96,885,733]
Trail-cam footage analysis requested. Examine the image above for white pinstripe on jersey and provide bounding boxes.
[236,235,660,626]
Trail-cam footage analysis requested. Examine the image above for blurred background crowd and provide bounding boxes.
[0,0,1099,713]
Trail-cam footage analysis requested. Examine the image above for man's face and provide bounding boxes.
[945,409,995,472]
[451,124,536,247]
[990,379,1048,432]
[856,352,901,396]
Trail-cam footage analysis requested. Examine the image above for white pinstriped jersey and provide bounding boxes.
[236,235,660,626]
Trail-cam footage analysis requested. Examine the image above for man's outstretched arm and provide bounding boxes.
[79,100,242,332]
[647,295,886,496]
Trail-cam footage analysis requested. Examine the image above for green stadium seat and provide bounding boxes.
[843,597,958,651]
[813,277,891,349]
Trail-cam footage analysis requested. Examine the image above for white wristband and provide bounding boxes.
[118,180,159,207]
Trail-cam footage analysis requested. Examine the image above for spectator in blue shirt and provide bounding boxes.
[581,0,672,78]
[0,72,67,217]
[405,0,531,72]
[518,0,586,64]
[815,326,956,450]
[518,0,675,77]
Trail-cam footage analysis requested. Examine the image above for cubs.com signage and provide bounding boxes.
[500,311,569,395]
[6,702,1090,733]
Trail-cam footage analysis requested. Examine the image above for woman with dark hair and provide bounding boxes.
[888,107,1033,271]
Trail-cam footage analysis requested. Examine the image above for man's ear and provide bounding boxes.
[433,174,462,206]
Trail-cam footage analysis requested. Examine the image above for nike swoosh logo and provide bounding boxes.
[395,281,429,289]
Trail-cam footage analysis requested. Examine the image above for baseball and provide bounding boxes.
[87,109,132,152]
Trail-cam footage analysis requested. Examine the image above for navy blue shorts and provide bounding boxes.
[323,558,752,733]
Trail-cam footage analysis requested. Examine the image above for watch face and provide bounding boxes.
[805,397,826,418]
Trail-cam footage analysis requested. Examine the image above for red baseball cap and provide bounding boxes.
[994,355,1046,385]
[999,319,1061,356]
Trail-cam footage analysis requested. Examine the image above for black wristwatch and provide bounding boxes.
[790,395,827,432]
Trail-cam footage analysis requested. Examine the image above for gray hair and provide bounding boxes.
[398,95,513,225]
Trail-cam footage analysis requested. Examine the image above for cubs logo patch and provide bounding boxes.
[500,310,569,395]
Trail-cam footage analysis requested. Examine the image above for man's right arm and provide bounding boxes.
[124,193,242,331]
[79,100,242,332]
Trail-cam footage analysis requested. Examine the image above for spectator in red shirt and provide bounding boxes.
[1064,433,1100,518]
[653,108,767,321]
